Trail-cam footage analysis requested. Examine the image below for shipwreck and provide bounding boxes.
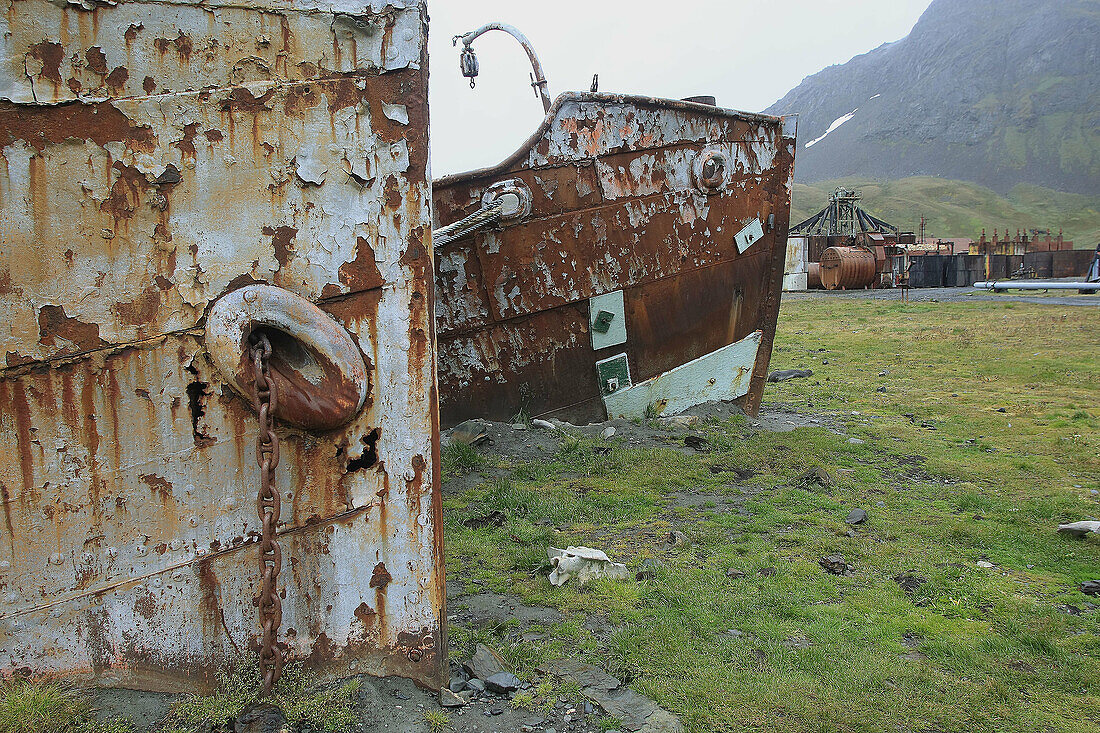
[433,24,798,427]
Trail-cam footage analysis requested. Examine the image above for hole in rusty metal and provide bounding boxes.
[345,428,380,472]
[184,364,214,447]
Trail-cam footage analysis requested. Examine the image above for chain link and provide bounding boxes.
[250,332,284,697]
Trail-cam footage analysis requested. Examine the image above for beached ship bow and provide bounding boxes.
[434,92,797,427]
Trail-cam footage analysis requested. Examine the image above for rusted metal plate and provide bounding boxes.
[0,0,443,693]
[433,93,795,426]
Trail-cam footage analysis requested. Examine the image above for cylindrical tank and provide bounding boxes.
[820,246,876,290]
[807,262,823,289]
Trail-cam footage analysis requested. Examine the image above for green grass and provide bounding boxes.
[0,679,129,733]
[444,298,1100,733]
[792,176,1100,245]
[158,663,359,732]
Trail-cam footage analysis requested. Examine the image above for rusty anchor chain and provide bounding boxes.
[250,331,285,696]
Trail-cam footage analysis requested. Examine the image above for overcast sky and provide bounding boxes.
[427,0,932,177]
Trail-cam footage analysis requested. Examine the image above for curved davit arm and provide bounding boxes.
[453,22,552,113]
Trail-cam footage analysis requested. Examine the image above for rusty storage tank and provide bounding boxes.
[0,0,445,693]
[807,262,823,289]
[819,246,876,290]
[434,95,796,426]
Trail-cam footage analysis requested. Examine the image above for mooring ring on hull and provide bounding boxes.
[692,148,729,194]
[481,178,533,221]
[205,284,369,431]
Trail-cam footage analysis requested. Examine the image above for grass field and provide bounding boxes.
[443,298,1100,733]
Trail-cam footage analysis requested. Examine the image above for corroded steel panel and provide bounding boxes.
[0,0,443,692]
[433,94,795,426]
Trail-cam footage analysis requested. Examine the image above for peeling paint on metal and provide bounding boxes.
[602,330,763,419]
[0,0,443,693]
[433,93,796,427]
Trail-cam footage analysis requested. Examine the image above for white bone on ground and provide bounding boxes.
[547,546,630,586]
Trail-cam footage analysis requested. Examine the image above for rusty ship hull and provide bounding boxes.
[433,93,796,427]
[1,0,444,693]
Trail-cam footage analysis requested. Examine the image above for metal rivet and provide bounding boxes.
[408,649,423,662]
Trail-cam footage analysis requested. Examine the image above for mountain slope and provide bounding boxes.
[767,0,1100,195]
[790,177,1100,246]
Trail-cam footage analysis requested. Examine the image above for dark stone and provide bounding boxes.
[725,567,746,579]
[465,678,486,693]
[233,704,286,733]
[1081,580,1100,596]
[484,672,521,694]
[449,675,467,692]
[796,467,832,488]
[893,572,927,599]
[463,510,506,529]
[440,688,467,708]
[768,369,813,382]
[683,435,710,452]
[819,555,853,575]
[463,643,504,680]
[845,508,868,525]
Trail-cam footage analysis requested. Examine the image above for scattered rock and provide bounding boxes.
[465,678,486,693]
[920,421,936,430]
[450,418,491,446]
[768,369,813,382]
[878,370,889,377]
[683,435,710,452]
[976,560,995,569]
[1057,520,1100,538]
[448,675,467,692]
[848,437,865,444]
[845,508,867,524]
[875,386,887,393]
[724,568,745,579]
[636,558,662,581]
[756,566,776,577]
[511,423,527,431]
[462,510,506,529]
[548,546,630,586]
[709,462,754,480]
[819,555,853,576]
[659,415,699,429]
[462,644,504,681]
[601,426,617,440]
[440,688,468,707]
[893,572,926,599]
[662,530,689,549]
[484,672,522,694]
[537,658,684,733]
[531,419,557,430]
[796,466,832,488]
[1081,580,1100,596]
[995,407,1006,413]
[233,704,287,733]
